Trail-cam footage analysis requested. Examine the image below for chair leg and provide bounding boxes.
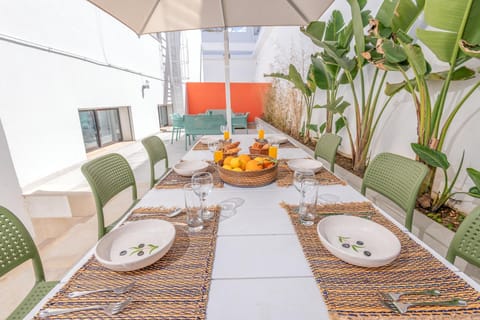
[171,129,175,144]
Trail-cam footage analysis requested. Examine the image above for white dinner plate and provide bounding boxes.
[317,215,401,268]
[287,158,323,173]
[266,135,288,144]
[173,160,209,176]
[95,219,176,272]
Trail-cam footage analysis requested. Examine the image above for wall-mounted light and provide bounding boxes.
[142,80,150,98]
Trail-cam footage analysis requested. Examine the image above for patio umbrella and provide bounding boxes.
[86,0,334,132]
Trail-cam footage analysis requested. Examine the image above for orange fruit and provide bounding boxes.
[245,159,262,171]
[224,156,234,166]
[238,154,251,170]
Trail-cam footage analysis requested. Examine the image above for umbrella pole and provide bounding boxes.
[223,28,233,135]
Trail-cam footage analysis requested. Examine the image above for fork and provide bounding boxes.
[67,281,135,298]
[382,298,467,314]
[381,289,441,301]
[38,298,131,317]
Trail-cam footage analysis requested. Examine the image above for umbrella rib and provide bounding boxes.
[139,0,163,35]
[286,0,310,24]
[220,0,227,26]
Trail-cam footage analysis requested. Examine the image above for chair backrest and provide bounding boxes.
[206,109,226,116]
[171,113,184,128]
[183,114,226,135]
[361,152,428,231]
[142,136,169,188]
[232,112,249,129]
[446,206,480,267]
[314,133,342,172]
[81,153,137,239]
[0,206,45,283]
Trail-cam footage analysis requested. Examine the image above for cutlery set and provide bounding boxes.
[380,289,467,314]
[39,282,135,317]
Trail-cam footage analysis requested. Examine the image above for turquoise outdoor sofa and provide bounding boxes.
[205,109,249,133]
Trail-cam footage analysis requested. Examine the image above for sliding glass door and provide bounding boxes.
[79,108,123,151]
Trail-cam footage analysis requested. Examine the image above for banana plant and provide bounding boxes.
[265,64,317,141]
[302,0,422,173]
[366,0,480,191]
[411,143,480,211]
[300,10,354,135]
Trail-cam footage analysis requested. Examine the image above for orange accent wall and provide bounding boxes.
[186,82,271,122]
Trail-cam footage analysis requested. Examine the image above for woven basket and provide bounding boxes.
[249,147,269,155]
[217,155,278,187]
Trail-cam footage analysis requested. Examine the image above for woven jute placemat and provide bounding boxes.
[281,201,480,319]
[276,159,346,187]
[193,142,209,150]
[155,165,223,189]
[34,206,221,319]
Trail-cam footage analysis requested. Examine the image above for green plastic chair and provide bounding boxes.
[170,113,184,144]
[0,206,58,320]
[446,206,480,267]
[314,133,342,172]
[81,153,139,239]
[142,135,169,188]
[361,152,428,232]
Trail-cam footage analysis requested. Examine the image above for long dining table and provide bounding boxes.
[29,134,480,319]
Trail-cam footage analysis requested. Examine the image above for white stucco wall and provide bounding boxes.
[203,57,256,82]
[0,0,164,188]
[254,1,480,211]
[0,120,34,234]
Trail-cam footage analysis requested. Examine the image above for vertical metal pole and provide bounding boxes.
[223,28,232,135]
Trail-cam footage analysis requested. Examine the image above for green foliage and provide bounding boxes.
[411,143,480,211]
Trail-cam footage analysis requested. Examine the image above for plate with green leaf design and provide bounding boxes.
[317,215,401,268]
[95,220,176,271]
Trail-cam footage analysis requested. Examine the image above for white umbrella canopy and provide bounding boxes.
[87,0,334,131]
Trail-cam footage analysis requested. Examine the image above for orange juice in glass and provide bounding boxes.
[214,150,223,163]
[258,128,265,140]
[268,144,279,159]
[221,125,230,140]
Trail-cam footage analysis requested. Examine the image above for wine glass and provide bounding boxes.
[191,172,214,220]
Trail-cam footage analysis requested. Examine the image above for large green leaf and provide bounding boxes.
[382,39,408,63]
[325,10,345,42]
[416,29,459,63]
[311,56,331,90]
[347,0,366,64]
[301,21,326,47]
[335,117,346,133]
[416,0,480,64]
[376,0,425,32]
[468,186,480,198]
[402,43,428,75]
[467,168,480,189]
[264,64,311,96]
[385,80,417,96]
[426,66,476,81]
[459,40,480,58]
[411,143,450,169]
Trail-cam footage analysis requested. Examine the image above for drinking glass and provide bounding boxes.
[208,140,218,152]
[293,169,315,192]
[299,178,318,226]
[191,172,214,220]
[268,143,279,159]
[220,125,230,141]
[184,183,204,232]
[256,123,265,140]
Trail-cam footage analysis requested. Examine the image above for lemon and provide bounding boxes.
[230,157,241,169]
[254,157,264,163]
[233,167,243,172]
[222,164,232,170]
[224,156,234,166]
